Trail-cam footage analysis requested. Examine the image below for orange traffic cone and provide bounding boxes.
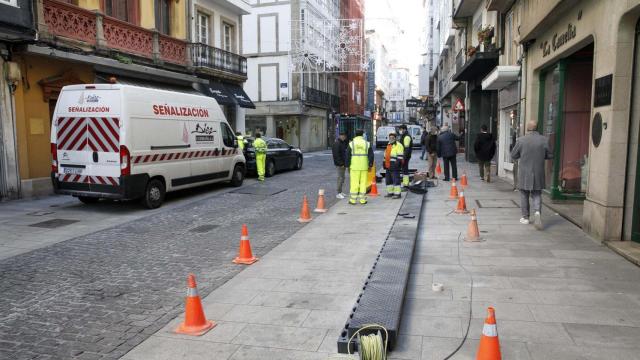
[476,307,502,360]
[298,195,312,223]
[449,178,459,199]
[369,181,379,197]
[233,224,258,264]
[314,189,327,213]
[460,172,468,187]
[455,191,469,214]
[465,209,481,242]
[175,274,216,336]
[436,161,442,176]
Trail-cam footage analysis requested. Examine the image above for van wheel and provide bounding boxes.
[78,196,99,204]
[230,164,245,187]
[293,155,303,170]
[142,179,165,209]
[266,160,276,178]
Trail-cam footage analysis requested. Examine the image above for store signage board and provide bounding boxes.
[594,74,612,107]
[406,99,428,107]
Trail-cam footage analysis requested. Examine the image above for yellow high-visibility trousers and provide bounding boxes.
[256,153,266,181]
[349,169,369,204]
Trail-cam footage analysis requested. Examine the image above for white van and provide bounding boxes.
[50,84,246,209]
[406,125,423,148]
[375,126,397,148]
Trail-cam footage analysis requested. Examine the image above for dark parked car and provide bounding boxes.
[244,137,303,177]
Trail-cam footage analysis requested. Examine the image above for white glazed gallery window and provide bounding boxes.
[197,12,210,45]
[1,0,19,7]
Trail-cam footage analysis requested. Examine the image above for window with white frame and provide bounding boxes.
[1,0,19,7]
[197,12,210,45]
[223,22,235,53]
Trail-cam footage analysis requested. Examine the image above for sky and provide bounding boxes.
[365,0,425,89]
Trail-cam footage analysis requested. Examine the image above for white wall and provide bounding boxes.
[245,56,290,101]
[242,3,291,54]
[191,0,245,52]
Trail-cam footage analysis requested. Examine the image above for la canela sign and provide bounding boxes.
[540,23,577,58]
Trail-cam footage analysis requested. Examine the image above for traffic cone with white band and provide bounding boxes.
[449,178,459,199]
[465,209,481,242]
[314,189,327,213]
[175,274,215,336]
[233,224,258,265]
[455,191,469,214]
[476,307,502,360]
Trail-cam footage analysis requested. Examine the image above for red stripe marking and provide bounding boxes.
[182,152,188,159]
[84,176,90,184]
[66,126,88,151]
[101,117,120,144]
[95,176,106,185]
[143,155,151,163]
[92,118,118,152]
[57,117,75,141]
[188,152,194,158]
[59,118,84,149]
[152,154,159,161]
[134,156,142,164]
[70,175,80,182]
[167,153,174,160]
[88,126,108,152]
[159,154,166,161]
[107,177,118,186]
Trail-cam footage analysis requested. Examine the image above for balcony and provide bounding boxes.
[452,46,499,82]
[42,0,187,66]
[453,0,484,19]
[190,43,247,78]
[302,87,340,110]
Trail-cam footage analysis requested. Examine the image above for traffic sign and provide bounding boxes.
[453,98,465,112]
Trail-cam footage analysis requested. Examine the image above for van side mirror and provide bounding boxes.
[233,139,239,148]
[289,145,293,150]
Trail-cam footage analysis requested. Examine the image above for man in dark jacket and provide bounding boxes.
[436,124,460,181]
[426,127,439,178]
[474,124,496,182]
[332,132,348,199]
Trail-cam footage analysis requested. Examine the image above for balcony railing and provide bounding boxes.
[302,86,340,110]
[190,43,247,77]
[42,0,187,65]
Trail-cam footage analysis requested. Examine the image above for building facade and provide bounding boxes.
[0,0,36,200]
[242,0,340,151]
[518,0,640,243]
[387,67,411,124]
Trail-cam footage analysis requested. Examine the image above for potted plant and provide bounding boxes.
[477,25,494,45]
[467,46,477,57]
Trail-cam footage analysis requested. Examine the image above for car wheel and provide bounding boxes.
[142,178,165,209]
[230,164,245,187]
[293,155,303,170]
[78,196,99,204]
[265,159,276,177]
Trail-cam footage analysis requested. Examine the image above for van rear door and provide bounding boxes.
[54,87,122,190]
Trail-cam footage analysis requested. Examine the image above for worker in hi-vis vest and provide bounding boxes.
[398,124,413,188]
[345,129,374,205]
[383,132,405,199]
[236,132,246,150]
[253,133,267,181]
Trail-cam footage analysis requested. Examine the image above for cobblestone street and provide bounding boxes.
[0,152,341,359]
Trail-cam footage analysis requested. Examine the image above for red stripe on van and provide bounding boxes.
[107,177,118,186]
[143,155,151,163]
[58,118,85,150]
[92,118,118,152]
[167,153,174,160]
[159,154,166,161]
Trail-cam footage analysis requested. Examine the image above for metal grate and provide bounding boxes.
[476,199,519,208]
[29,219,79,228]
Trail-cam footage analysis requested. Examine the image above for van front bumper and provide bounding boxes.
[51,173,149,200]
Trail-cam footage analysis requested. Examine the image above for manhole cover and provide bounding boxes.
[476,199,519,208]
[190,224,220,233]
[29,219,79,228]
[230,185,286,196]
[27,211,54,216]
[338,212,348,215]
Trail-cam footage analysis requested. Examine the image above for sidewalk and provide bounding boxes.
[394,157,640,359]
[122,192,404,359]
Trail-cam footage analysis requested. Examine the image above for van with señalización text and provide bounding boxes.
[50,84,246,208]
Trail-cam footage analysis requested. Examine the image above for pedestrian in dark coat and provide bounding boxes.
[420,128,427,160]
[426,127,439,178]
[436,125,460,181]
[332,132,348,199]
[474,124,496,182]
[510,121,552,229]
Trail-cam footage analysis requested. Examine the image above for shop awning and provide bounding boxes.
[452,51,499,82]
[200,82,237,106]
[224,83,256,109]
[481,66,520,90]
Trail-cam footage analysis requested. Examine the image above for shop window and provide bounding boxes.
[155,0,170,35]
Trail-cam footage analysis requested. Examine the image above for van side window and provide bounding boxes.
[222,123,235,147]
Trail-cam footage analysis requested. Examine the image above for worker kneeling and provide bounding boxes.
[384,132,404,199]
[346,129,374,205]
